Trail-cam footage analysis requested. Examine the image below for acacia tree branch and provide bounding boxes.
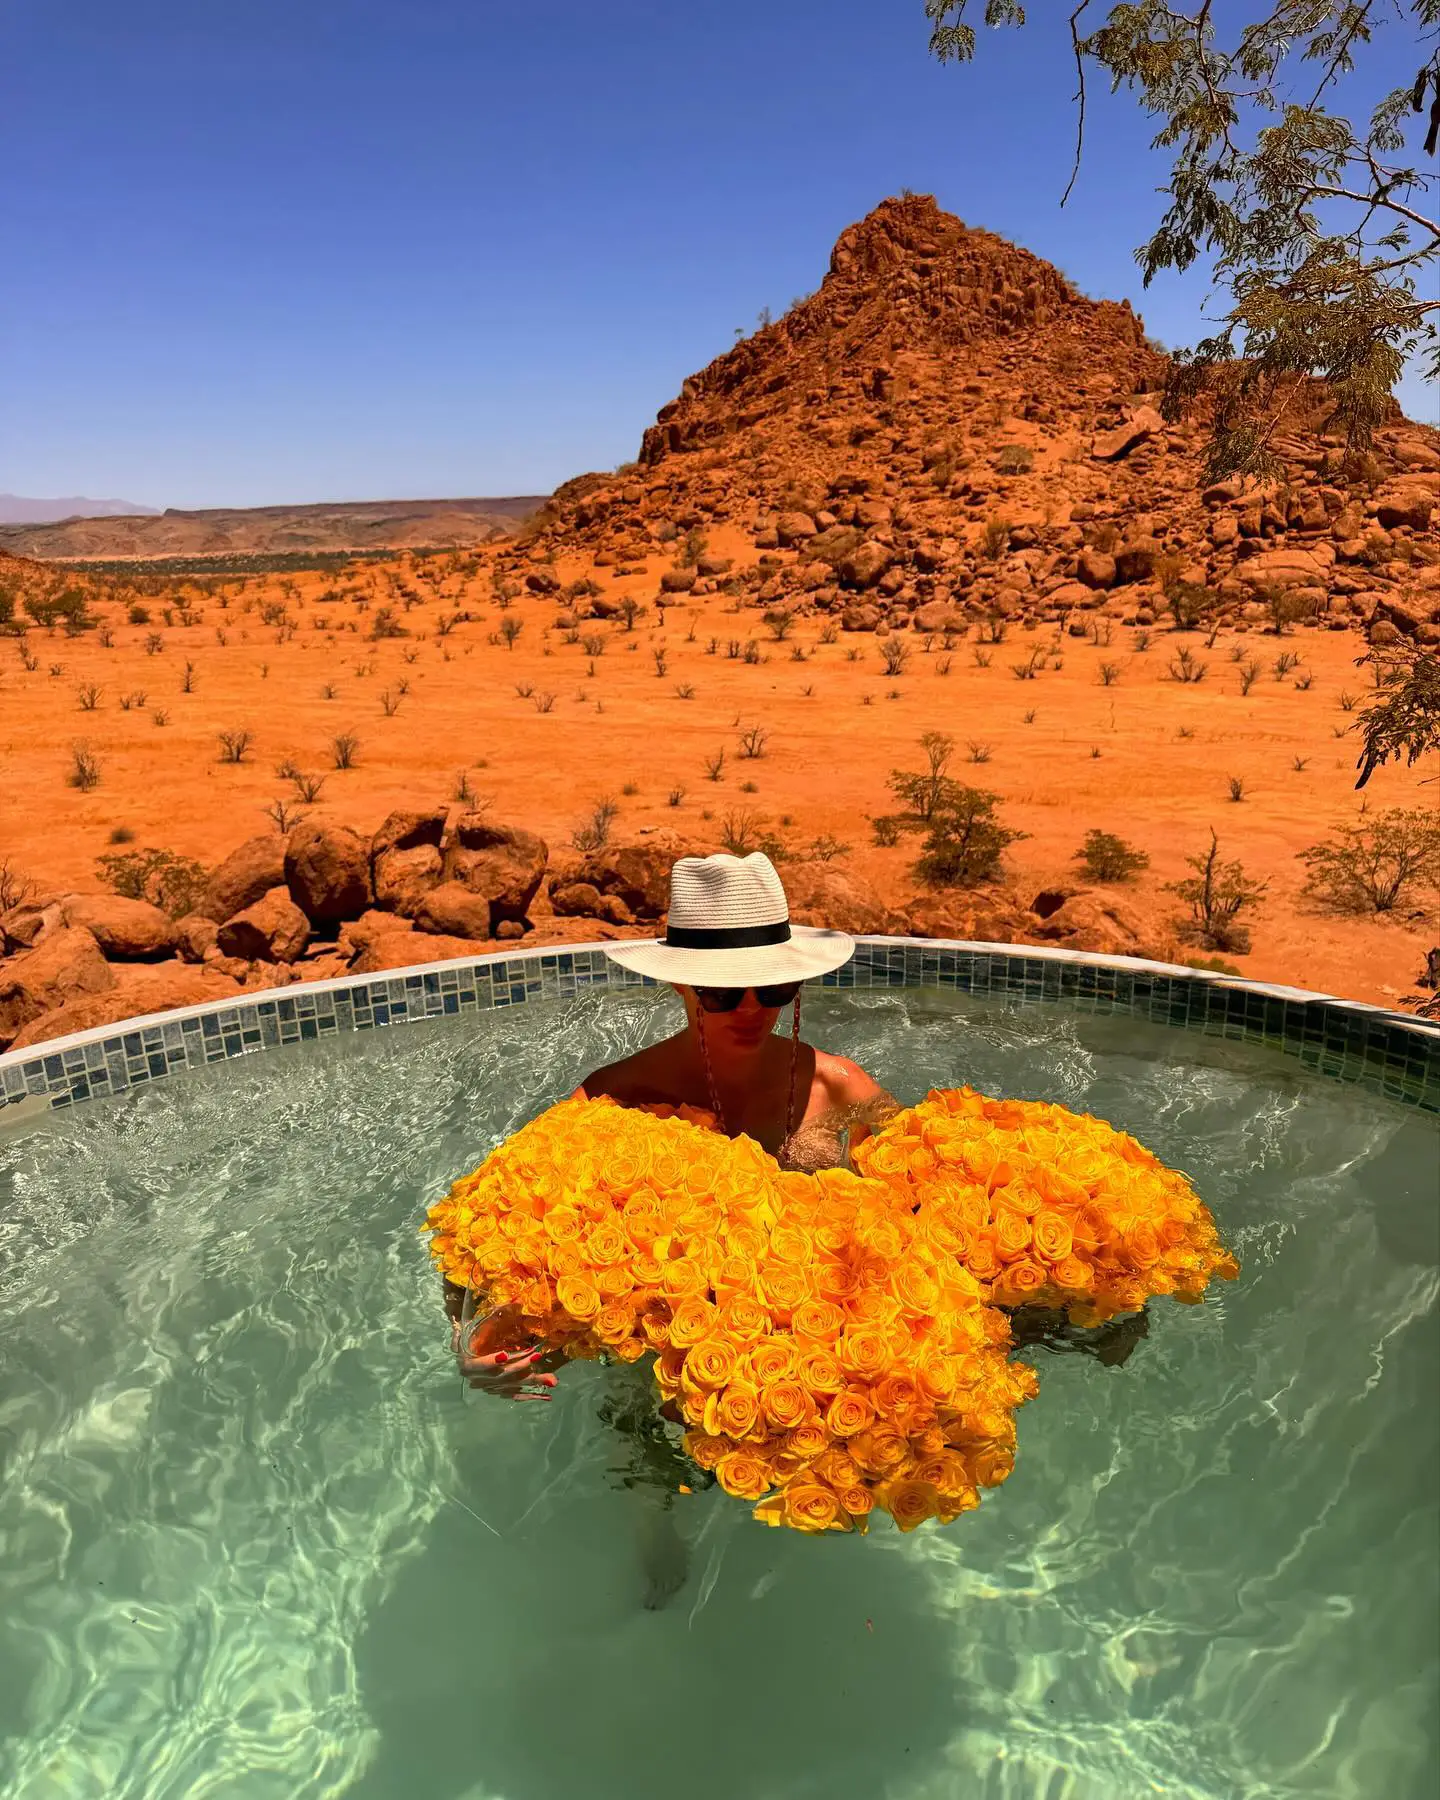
[1306,0,1381,112]
[1060,0,1093,207]
[1301,183,1440,238]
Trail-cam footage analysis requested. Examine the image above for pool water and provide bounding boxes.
[0,987,1436,1800]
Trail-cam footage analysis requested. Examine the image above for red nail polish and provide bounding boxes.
[494,1351,509,1366]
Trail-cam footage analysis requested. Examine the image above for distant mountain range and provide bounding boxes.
[0,495,550,560]
[0,494,159,524]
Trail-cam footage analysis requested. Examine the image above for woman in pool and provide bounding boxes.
[446,851,894,1393]
[445,851,1146,1596]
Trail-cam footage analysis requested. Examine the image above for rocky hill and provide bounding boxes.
[0,494,157,525]
[0,494,549,562]
[514,194,1438,645]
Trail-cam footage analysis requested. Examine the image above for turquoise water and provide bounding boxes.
[0,987,1436,1800]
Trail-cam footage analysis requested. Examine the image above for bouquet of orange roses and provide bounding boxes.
[423,1087,1235,1533]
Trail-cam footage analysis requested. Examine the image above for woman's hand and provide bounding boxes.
[461,1343,561,1401]
[451,1309,564,1401]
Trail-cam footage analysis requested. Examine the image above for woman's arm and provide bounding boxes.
[823,1055,900,1152]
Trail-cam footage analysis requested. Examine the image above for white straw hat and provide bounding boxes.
[601,852,855,986]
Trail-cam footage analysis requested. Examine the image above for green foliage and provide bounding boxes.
[1298,807,1440,912]
[96,847,209,916]
[923,1,1439,479]
[914,786,1027,886]
[1353,643,1440,788]
[1076,829,1150,882]
[1166,830,1267,953]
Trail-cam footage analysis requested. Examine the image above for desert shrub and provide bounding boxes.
[993,443,1035,476]
[499,616,523,649]
[67,743,101,790]
[880,639,910,675]
[96,846,208,916]
[738,725,768,759]
[720,810,786,860]
[217,729,253,764]
[872,816,903,847]
[886,731,955,821]
[1227,775,1246,801]
[572,796,619,851]
[1238,657,1262,694]
[127,603,151,625]
[264,798,308,834]
[1264,586,1314,634]
[806,835,850,862]
[0,858,33,911]
[977,613,1008,644]
[764,609,795,640]
[371,605,407,640]
[1076,830,1150,882]
[980,518,1011,560]
[28,589,94,633]
[1097,661,1122,686]
[331,732,360,769]
[76,683,102,711]
[1167,831,1267,953]
[1167,582,1214,631]
[1298,809,1440,914]
[1168,647,1208,684]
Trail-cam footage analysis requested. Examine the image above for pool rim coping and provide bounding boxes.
[2,927,1436,1129]
[1,933,1437,1070]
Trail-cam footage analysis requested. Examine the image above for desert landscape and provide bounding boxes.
[2,196,1436,1054]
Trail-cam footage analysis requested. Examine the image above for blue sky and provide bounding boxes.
[3,0,1432,509]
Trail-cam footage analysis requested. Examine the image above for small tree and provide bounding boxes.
[1167,830,1268,953]
[887,731,956,823]
[96,847,208,916]
[915,787,1028,886]
[572,796,619,851]
[1298,808,1440,913]
[1076,830,1150,883]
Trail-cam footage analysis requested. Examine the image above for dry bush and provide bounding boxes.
[1298,810,1440,914]
[1075,830,1150,882]
[1167,831,1267,953]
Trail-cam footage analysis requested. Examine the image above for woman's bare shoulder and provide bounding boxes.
[812,1048,891,1108]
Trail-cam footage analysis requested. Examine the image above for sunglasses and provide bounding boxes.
[693,982,802,1013]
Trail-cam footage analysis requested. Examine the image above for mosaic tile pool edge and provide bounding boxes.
[2,938,1436,1117]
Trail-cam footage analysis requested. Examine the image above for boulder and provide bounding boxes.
[343,913,487,975]
[61,894,176,961]
[215,887,310,963]
[548,879,635,926]
[1075,549,1117,589]
[775,511,818,547]
[0,926,115,1047]
[445,815,548,927]
[565,843,676,922]
[1113,538,1161,585]
[660,565,698,593]
[839,541,893,590]
[910,599,964,633]
[1373,484,1435,532]
[1029,892,1147,955]
[284,822,372,926]
[0,897,64,955]
[1090,406,1163,462]
[371,810,447,914]
[198,835,286,925]
[174,912,221,963]
[782,865,907,937]
[413,882,495,940]
[840,602,882,631]
[1233,544,1336,592]
[7,963,245,1052]
[1047,581,1097,612]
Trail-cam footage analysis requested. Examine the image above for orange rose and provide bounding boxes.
[1123,1222,1162,1270]
[592,1300,636,1345]
[836,1326,892,1383]
[661,1257,706,1298]
[792,1298,845,1341]
[543,1208,584,1243]
[782,1482,846,1533]
[879,1477,939,1532]
[748,1338,798,1385]
[715,1450,773,1501]
[853,1428,911,1477]
[813,1260,859,1302]
[825,1387,875,1438]
[864,1217,905,1262]
[759,1262,812,1316]
[783,1420,830,1461]
[720,1296,768,1343]
[890,1263,940,1316]
[1031,1208,1074,1264]
[586,1221,628,1265]
[770,1224,813,1264]
[995,1259,1049,1301]
[682,1337,737,1393]
[556,1275,600,1321]
[705,1382,762,1440]
[761,1378,815,1432]
[668,1296,716,1349]
[993,1206,1032,1261]
[1050,1253,1095,1292]
[872,1370,923,1421]
[838,1483,875,1522]
[795,1345,845,1399]
[630,1253,665,1289]
[970,1440,1015,1487]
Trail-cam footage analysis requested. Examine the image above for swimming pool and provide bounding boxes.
[1,949,1437,1798]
